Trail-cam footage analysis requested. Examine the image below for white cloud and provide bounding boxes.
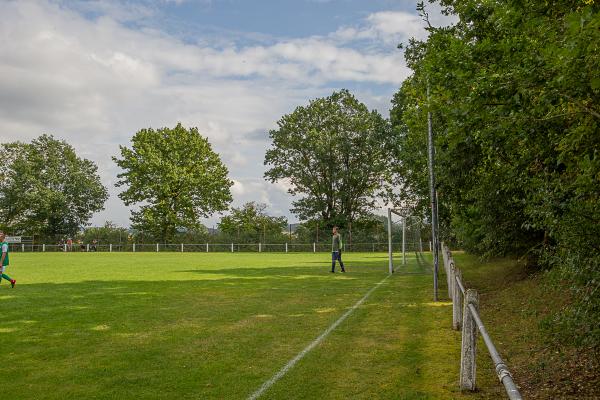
[332,8,457,46]
[0,0,441,227]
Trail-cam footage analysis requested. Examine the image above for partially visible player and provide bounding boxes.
[331,226,346,273]
[0,231,16,288]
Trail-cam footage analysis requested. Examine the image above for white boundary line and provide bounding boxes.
[247,274,391,400]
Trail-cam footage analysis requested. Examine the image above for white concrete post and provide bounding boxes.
[259,242,262,253]
[64,244,67,252]
[445,250,453,298]
[285,242,288,253]
[453,266,463,331]
[206,243,209,252]
[460,289,479,391]
[231,243,234,253]
[156,243,159,252]
[109,244,112,252]
[181,243,184,253]
[43,244,46,252]
[419,238,423,252]
[133,243,136,252]
[313,242,316,253]
[86,244,90,252]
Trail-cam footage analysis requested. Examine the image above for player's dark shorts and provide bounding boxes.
[332,251,342,262]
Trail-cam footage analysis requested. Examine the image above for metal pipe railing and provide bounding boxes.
[467,304,523,400]
[455,274,466,295]
[442,243,523,399]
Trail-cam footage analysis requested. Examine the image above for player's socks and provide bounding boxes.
[1,273,12,282]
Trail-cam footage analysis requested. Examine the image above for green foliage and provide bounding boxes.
[114,123,233,242]
[392,0,599,345]
[265,89,392,225]
[0,135,108,238]
[217,202,287,243]
[79,221,130,245]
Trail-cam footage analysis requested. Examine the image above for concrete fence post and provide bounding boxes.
[259,243,262,253]
[133,243,136,252]
[109,244,112,252]
[453,265,463,330]
[156,243,159,252]
[231,243,234,253]
[445,249,453,298]
[313,242,316,253]
[43,244,46,252]
[460,289,479,391]
[206,243,209,253]
[285,243,288,253]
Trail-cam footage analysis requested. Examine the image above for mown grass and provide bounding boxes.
[0,251,511,399]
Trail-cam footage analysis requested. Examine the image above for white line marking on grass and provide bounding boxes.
[247,274,391,400]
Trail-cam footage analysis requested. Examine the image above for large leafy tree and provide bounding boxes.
[264,89,391,227]
[218,202,287,243]
[114,123,233,242]
[0,134,108,238]
[79,221,130,245]
[393,0,599,345]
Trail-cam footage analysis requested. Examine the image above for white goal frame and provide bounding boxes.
[387,208,423,274]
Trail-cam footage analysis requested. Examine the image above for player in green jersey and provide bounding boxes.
[0,231,16,288]
[331,226,346,273]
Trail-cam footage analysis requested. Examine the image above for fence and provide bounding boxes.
[8,242,405,253]
[441,243,523,399]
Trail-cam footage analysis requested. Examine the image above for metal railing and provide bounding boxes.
[8,242,410,253]
[442,243,523,399]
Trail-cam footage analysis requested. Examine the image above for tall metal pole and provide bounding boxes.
[387,208,393,274]
[427,82,439,301]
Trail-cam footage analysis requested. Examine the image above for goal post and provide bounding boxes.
[387,208,424,274]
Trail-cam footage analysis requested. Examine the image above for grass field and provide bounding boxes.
[1,251,494,399]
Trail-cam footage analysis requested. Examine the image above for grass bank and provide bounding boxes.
[447,252,599,399]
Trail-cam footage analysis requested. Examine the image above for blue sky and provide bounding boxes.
[0,0,454,228]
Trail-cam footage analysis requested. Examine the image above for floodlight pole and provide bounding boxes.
[427,81,439,301]
[387,208,393,274]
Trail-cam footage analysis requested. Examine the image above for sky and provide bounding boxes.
[0,0,454,228]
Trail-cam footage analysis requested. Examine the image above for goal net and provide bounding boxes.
[387,208,424,274]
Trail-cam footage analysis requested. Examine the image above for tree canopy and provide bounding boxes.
[392,0,599,346]
[114,123,233,242]
[264,89,392,227]
[0,134,108,238]
[218,202,287,243]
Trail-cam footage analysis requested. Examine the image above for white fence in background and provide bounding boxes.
[8,242,414,253]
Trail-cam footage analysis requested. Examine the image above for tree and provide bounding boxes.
[393,0,599,346]
[218,202,287,243]
[79,221,129,245]
[264,89,391,227]
[114,123,233,242]
[0,135,108,238]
